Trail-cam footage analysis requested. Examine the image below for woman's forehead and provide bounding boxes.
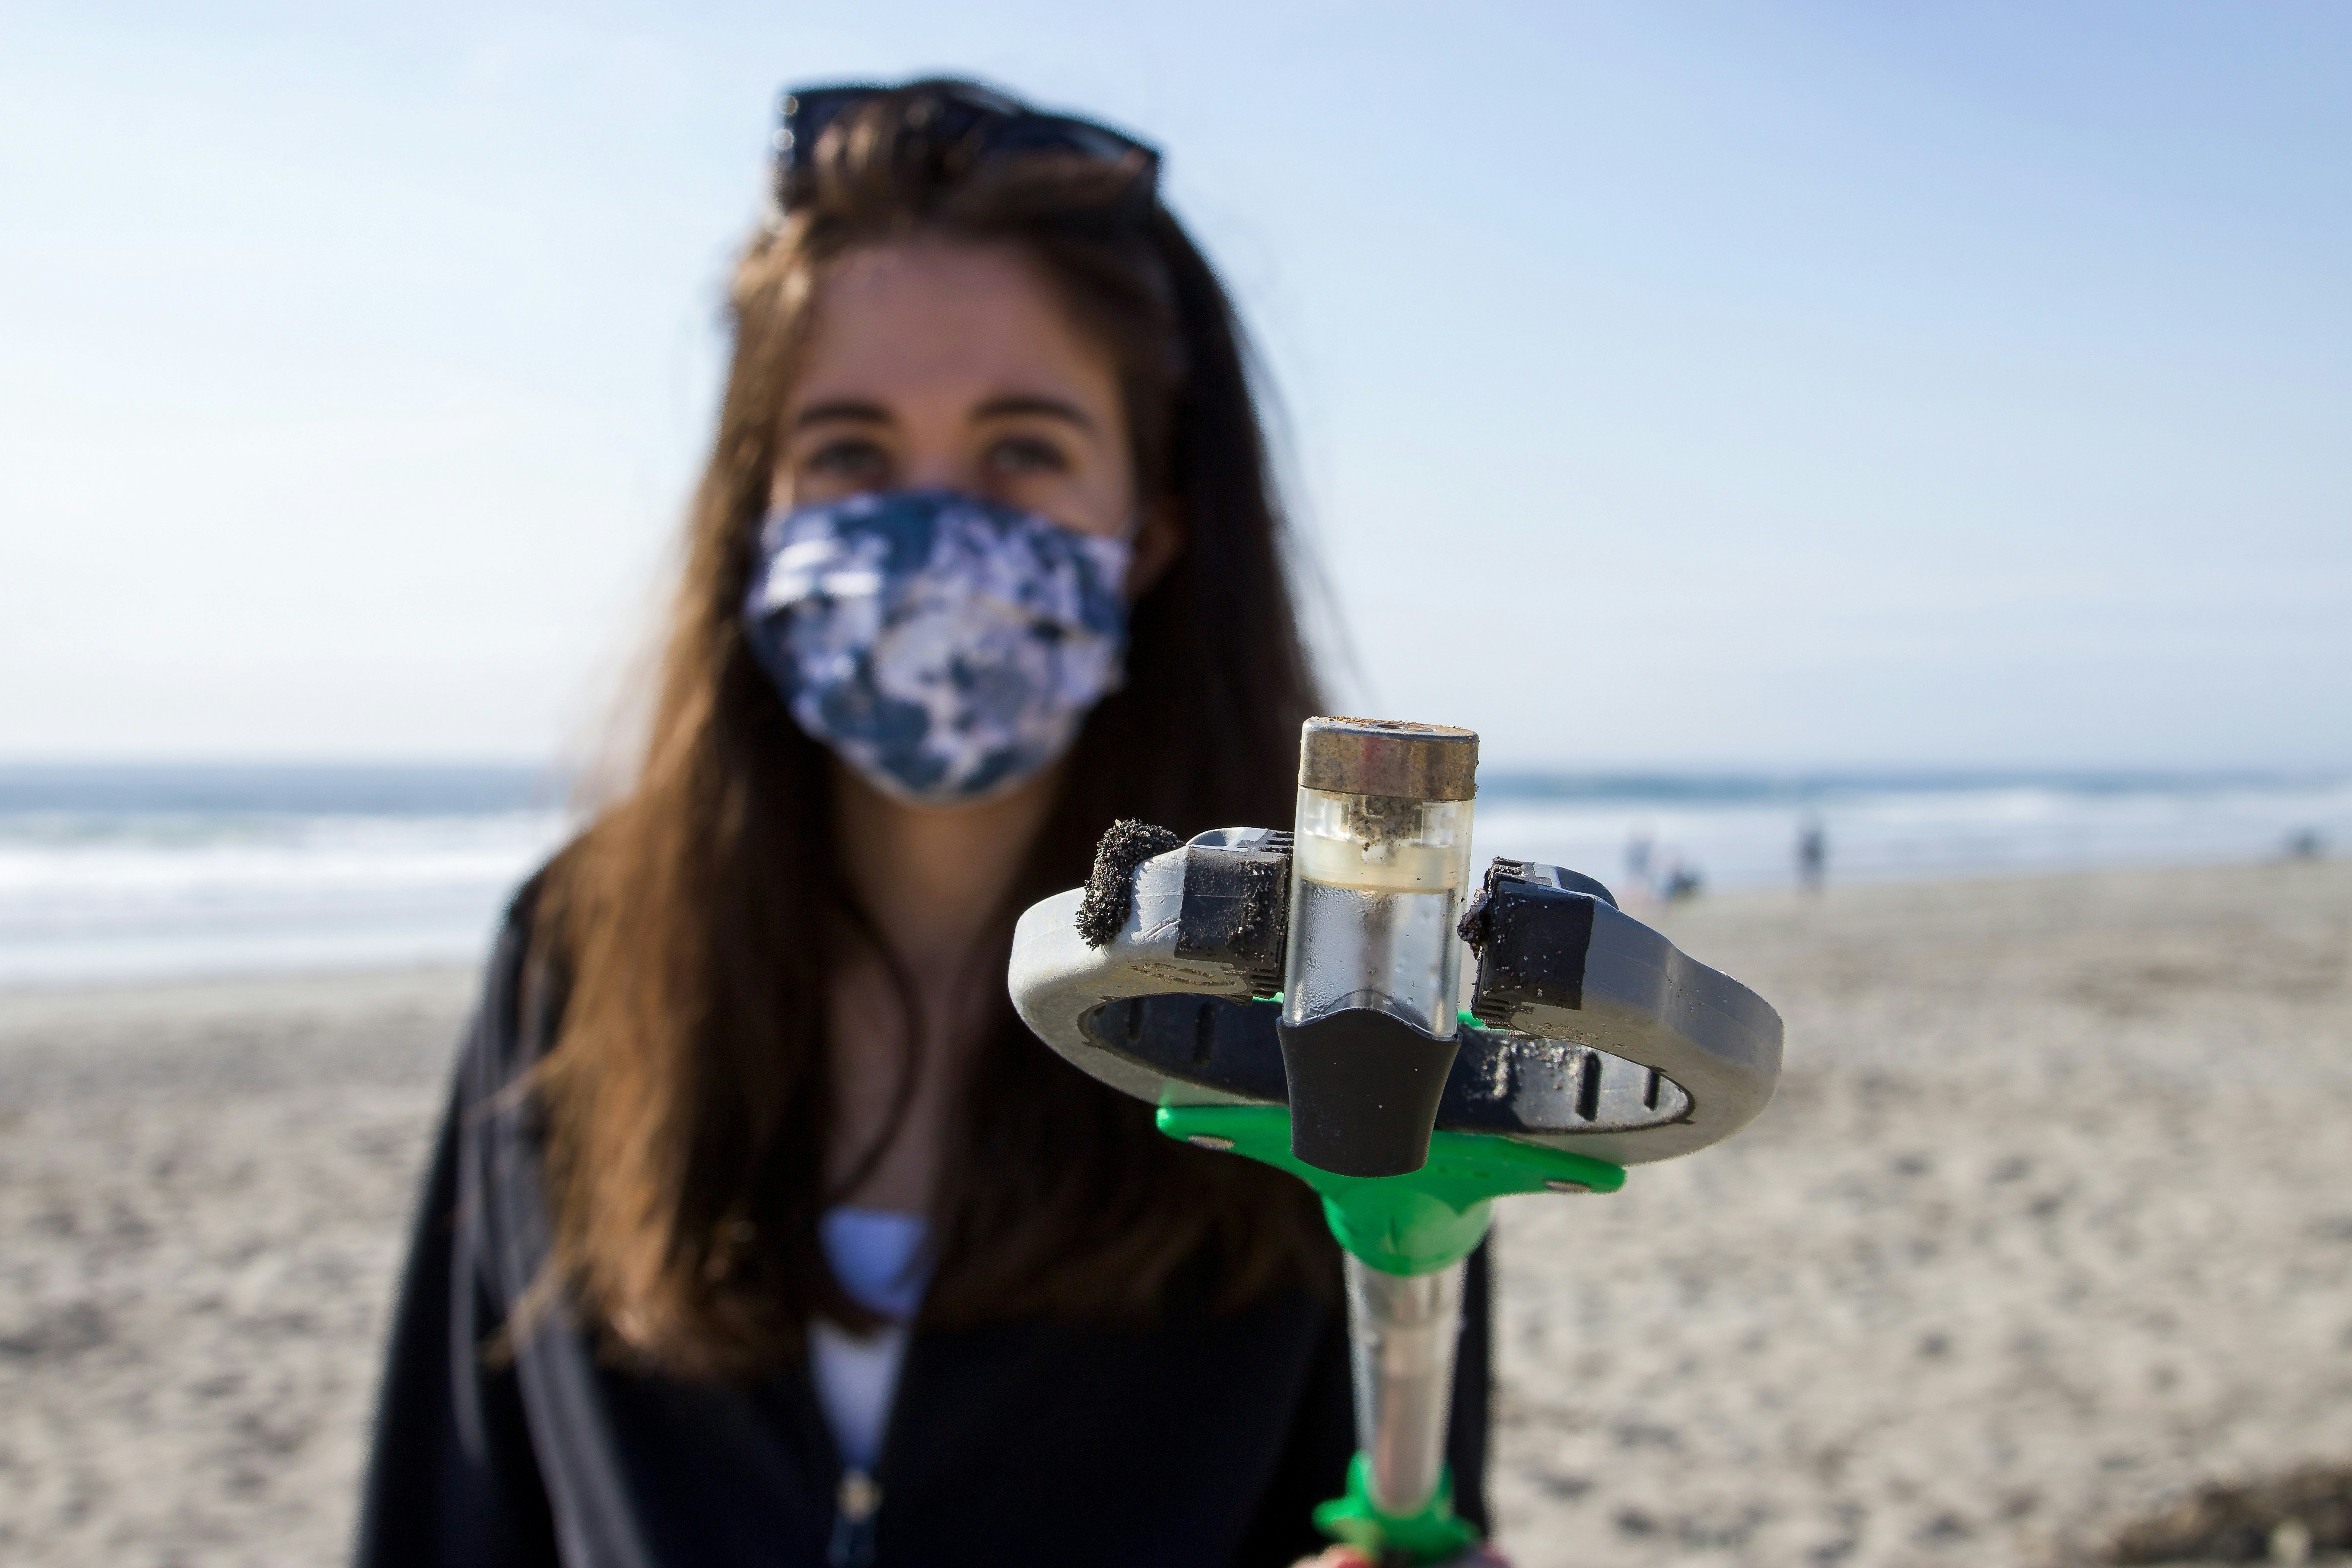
[791,239,1119,418]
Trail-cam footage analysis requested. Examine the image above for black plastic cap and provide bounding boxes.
[1276,1008,1462,1177]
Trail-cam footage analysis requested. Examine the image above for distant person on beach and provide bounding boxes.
[1625,827,1655,895]
[356,81,1493,1568]
[1798,817,1826,892]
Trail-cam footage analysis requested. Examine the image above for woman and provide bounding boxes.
[358,80,1492,1568]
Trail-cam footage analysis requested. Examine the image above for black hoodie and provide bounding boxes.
[353,887,1491,1568]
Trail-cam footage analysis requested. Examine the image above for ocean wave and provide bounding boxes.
[0,796,573,987]
[0,767,2343,987]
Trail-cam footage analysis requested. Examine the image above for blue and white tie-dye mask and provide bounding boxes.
[743,489,1133,805]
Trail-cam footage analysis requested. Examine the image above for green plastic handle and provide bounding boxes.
[1154,1105,1625,1562]
[1314,1454,1481,1563]
[1155,1103,1623,1276]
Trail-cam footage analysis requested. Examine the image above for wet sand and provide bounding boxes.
[2,859,2348,1565]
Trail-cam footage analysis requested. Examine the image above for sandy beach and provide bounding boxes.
[2,859,2347,1566]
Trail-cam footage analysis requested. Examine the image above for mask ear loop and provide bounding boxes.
[1112,499,1179,605]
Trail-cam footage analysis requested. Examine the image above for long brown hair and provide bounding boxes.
[534,81,1326,1378]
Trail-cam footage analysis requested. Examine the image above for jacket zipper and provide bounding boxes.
[824,1320,918,1567]
[827,1467,881,1568]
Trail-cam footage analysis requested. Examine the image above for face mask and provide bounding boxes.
[743,488,1134,806]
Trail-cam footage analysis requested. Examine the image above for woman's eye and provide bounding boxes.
[805,439,890,482]
[987,436,1069,476]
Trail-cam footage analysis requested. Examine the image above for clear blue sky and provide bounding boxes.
[5,2,2347,770]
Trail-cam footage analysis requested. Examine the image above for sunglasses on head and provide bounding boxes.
[771,81,1160,218]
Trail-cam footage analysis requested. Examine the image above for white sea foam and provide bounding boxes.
[0,805,572,987]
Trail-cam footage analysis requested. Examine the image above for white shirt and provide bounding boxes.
[810,1207,930,1470]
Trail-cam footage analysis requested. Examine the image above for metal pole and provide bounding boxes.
[1344,1253,1468,1516]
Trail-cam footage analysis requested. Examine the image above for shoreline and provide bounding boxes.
[1,843,2340,1005]
[3,857,2348,1565]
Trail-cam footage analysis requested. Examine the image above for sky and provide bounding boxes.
[4,1,2348,771]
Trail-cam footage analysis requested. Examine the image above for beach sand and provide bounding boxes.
[2,859,2348,1565]
[0,969,474,1566]
[1489,859,2352,1567]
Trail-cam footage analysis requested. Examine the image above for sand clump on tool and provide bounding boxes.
[1,859,2348,1566]
[1074,817,1183,948]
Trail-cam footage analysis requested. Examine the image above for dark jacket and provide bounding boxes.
[355,889,1491,1568]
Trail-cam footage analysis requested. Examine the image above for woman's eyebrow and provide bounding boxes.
[791,399,893,430]
[973,394,1095,431]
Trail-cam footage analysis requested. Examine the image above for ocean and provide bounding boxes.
[0,765,573,989]
[0,763,2343,989]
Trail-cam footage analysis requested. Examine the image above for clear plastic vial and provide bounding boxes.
[1281,719,1478,1038]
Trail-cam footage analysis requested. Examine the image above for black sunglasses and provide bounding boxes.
[771,81,1160,218]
